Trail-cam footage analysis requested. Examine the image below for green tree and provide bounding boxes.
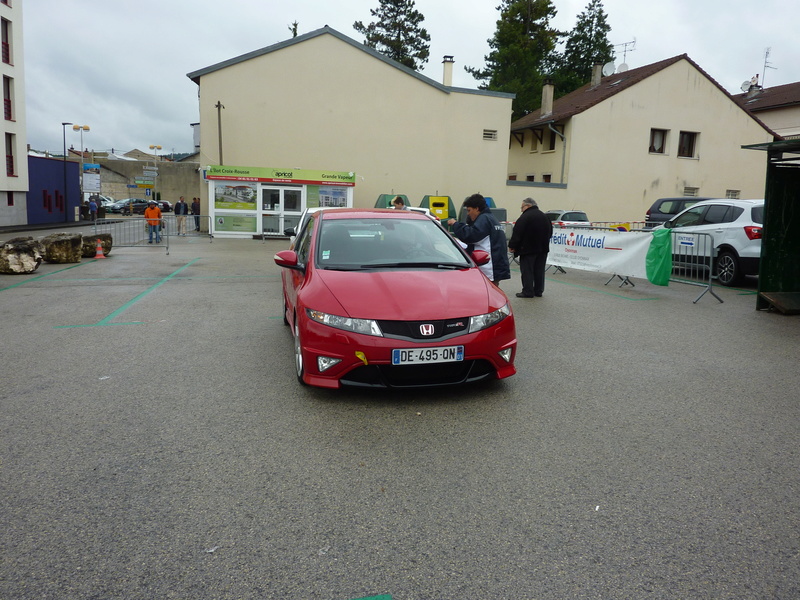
[466,0,561,119]
[353,0,431,71]
[554,0,615,93]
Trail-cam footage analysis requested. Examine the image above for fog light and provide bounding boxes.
[498,348,513,363]
[317,356,342,372]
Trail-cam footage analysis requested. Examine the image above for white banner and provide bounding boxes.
[548,228,653,279]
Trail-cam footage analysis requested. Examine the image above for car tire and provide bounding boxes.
[293,318,307,385]
[715,250,742,287]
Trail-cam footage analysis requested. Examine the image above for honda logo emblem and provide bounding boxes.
[420,324,435,336]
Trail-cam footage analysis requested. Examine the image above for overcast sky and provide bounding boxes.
[23,0,799,157]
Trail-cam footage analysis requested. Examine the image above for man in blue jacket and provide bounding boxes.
[508,197,553,297]
[447,194,510,286]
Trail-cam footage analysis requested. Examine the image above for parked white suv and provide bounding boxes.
[661,198,764,286]
[545,209,591,228]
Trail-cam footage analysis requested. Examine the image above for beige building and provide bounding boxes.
[505,55,778,223]
[1,0,28,226]
[187,26,514,224]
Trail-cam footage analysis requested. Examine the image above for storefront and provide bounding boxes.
[205,165,355,238]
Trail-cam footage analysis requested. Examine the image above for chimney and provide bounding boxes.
[541,79,554,116]
[591,63,603,87]
[442,55,455,86]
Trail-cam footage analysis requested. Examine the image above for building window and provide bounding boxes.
[5,132,14,176]
[726,189,741,199]
[1,19,10,65]
[543,174,552,183]
[7,190,13,206]
[529,129,542,152]
[649,128,667,153]
[678,131,698,158]
[483,129,498,141]
[526,175,535,182]
[3,76,12,120]
[547,126,563,151]
[683,187,699,197]
[508,174,517,181]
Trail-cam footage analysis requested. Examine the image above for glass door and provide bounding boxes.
[261,185,304,236]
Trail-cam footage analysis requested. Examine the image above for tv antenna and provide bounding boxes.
[615,38,636,65]
[762,47,777,88]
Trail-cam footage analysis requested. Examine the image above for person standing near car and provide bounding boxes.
[191,197,201,231]
[391,196,409,210]
[88,197,98,221]
[446,193,510,286]
[174,196,189,236]
[144,200,162,244]
[508,197,553,298]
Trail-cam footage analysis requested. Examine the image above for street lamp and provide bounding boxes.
[73,125,90,206]
[149,144,162,201]
[62,122,72,222]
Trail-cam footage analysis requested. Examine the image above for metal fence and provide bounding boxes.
[667,230,722,303]
[93,216,214,255]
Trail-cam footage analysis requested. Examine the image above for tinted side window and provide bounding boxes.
[563,212,588,221]
[751,206,763,224]
[703,205,731,225]
[673,206,706,227]
[296,216,314,264]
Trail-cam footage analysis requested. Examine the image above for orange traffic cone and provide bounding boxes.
[94,239,106,259]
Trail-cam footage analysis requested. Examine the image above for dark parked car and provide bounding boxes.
[119,198,172,215]
[645,197,712,228]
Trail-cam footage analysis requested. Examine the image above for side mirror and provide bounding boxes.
[274,249,303,271]
[471,249,491,266]
[283,226,296,236]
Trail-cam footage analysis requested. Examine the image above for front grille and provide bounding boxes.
[339,360,496,389]
[378,318,469,341]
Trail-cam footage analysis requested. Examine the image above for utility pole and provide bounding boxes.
[215,101,225,165]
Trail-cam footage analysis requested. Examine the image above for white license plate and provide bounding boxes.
[392,346,464,365]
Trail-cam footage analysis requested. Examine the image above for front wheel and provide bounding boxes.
[293,319,307,385]
[715,250,742,287]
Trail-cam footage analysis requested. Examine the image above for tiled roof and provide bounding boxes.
[510,54,776,138]
[732,81,800,111]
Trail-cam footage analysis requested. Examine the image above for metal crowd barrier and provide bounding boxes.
[668,230,722,303]
[161,214,214,242]
[93,216,214,255]
[543,224,722,303]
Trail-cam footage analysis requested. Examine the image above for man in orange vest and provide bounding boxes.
[144,200,163,244]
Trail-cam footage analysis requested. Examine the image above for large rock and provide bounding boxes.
[0,236,45,274]
[81,233,114,258]
[41,232,83,264]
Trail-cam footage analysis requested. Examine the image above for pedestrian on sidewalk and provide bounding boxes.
[144,200,163,244]
[507,197,553,298]
[174,196,189,236]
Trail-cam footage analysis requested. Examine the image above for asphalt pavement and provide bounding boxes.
[1,225,799,600]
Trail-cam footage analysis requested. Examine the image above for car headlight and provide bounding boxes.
[469,303,511,333]
[306,309,383,337]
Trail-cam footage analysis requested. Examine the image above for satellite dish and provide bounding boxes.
[740,80,752,92]
[617,63,629,73]
[602,61,616,77]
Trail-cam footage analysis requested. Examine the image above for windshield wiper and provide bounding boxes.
[366,262,466,269]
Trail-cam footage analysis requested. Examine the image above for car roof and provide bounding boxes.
[317,208,430,221]
[687,198,764,208]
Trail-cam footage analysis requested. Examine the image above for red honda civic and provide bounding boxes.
[274,208,517,389]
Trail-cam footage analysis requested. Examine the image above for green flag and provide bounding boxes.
[646,228,672,286]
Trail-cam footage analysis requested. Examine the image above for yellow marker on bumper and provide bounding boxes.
[355,351,368,365]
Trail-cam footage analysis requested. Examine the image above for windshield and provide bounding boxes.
[316,217,471,270]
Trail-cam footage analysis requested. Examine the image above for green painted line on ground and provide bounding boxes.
[0,262,89,291]
[55,258,202,329]
[350,596,391,600]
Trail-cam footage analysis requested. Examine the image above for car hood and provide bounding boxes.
[314,268,501,320]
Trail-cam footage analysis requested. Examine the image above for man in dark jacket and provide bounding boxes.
[447,194,510,286]
[174,196,189,236]
[508,197,553,298]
